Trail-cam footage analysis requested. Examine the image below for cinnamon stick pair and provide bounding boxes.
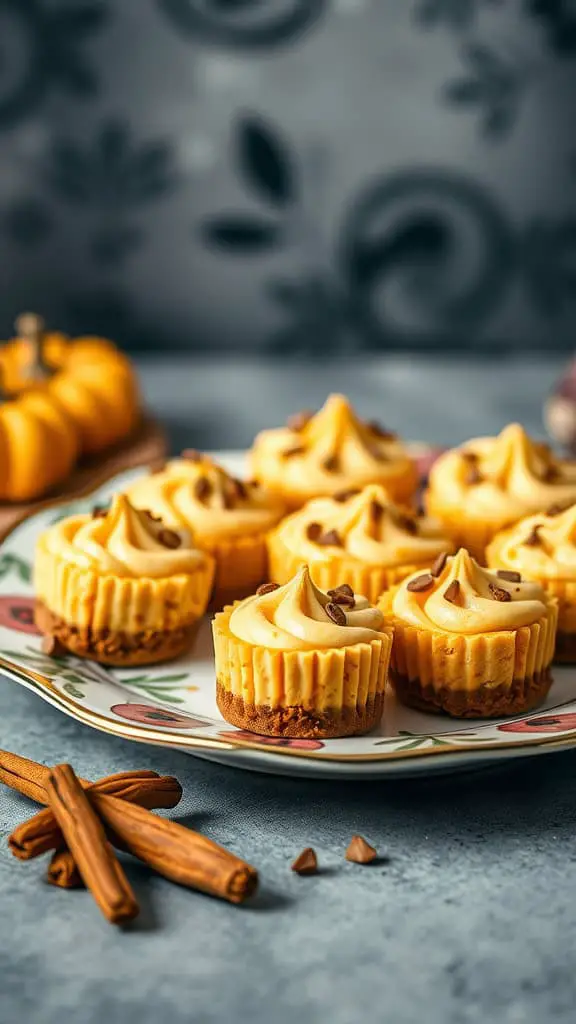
[2,749,258,920]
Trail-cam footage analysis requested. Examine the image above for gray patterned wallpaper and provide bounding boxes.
[0,0,575,353]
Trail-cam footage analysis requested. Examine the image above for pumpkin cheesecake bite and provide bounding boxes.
[379,548,557,718]
[426,423,576,562]
[34,494,214,666]
[268,484,454,603]
[249,394,417,510]
[212,564,393,739]
[488,501,576,662]
[125,452,285,607]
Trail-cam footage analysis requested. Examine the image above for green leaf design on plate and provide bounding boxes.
[0,554,32,584]
[62,682,85,700]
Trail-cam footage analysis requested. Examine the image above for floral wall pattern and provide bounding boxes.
[0,0,575,352]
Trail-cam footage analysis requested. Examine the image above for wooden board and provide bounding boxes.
[0,416,166,542]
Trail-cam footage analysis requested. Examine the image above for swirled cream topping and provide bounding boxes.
[489,502,576,581]
[428,423,576,524]
[393,548,550,634]
[250,394,416,498]
[42,494,206,578]
[229,565,385,650]
[126,454,284,538]
[275,484,453,567]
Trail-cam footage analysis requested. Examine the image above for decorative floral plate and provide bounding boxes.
[3,452,576,780]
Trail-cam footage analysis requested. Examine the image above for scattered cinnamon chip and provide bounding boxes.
[368,445,389,463]
[443,580,461,605]
[523,525,542,547]
[92,505,107,519]
[333,488,360,503]
[345,835,377,864]
[431,552,448,577]
[148,459,166,474]
[488,582,511,602]
[287,410,312,432]
[327,584,355,607]
[322,454,339,473]
[142,508,161,523]
[406,573,434,593]
[182,448,203,462]
[229,478,247,501]
[496,570,522,583]
[41,635,66,658]
[326,602,347,626]
[462,450,479,462]
[256,583,280,596]
[282,445,306,459]
[367,421,396,440]
[158,528,181,550]
[306,522,323,542]
[291,847,318,875]
[194,477,213,502]
[317,529,343,547]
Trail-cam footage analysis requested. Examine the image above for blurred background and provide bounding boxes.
[1,0,575,358]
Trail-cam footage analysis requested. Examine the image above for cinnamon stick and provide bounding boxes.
[47,849,82,889]
[46,764,139,925]
[9,771,182,860]
[0,750,52,804]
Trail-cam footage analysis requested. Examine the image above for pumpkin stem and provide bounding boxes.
[15,312,53,381]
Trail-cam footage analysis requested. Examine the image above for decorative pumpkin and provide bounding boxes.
[1,313,141,456]
[0,377,78,501]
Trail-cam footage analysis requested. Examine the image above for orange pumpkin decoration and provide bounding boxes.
[0,375,79,502]
[2,313,141,456]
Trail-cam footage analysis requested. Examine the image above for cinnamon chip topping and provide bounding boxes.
[542,464,560,483]
[367,421,396,440]
[488,582,511,602]
[282,445,306,459]
[496,570,522,583]
[182,448,202,462]
[431,552,448,577]
[148,459,166,474]
[287,410,312,432]
[465,464,483,486]
[291,847,318,875]
[333,488,360,503]
[158,528,181,550]
[142,508,161,523]
[523,525,542,547]
[406,573,434,593]
[256,582,280,596]
[194,477,213,502]
[316,529,343,547]
[92,505,107,519]
[322,454,339,473]
[325,602,347,626]
[327,584,355,607]
[345,835,377,864]
[306,522,322,542]
[443,580,461,605]
[227,478,247,502]
[370,500,385,524]
[547,501,572,516]
[368,445,389,463]
[391,509,417,535]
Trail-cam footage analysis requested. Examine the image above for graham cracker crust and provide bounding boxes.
[554,632,576,664]
[35,600,196,667]
[390,666,553,718]
[216,684,385,738]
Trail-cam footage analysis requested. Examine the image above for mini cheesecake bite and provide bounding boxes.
[379,548,557,718]
[34,494,215,665]
[426,423,576,561]
[268,484,454,603]
[488,501,576,662]
[212,565,394,739]
[250,394,417,510]
[126,452,285,607]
